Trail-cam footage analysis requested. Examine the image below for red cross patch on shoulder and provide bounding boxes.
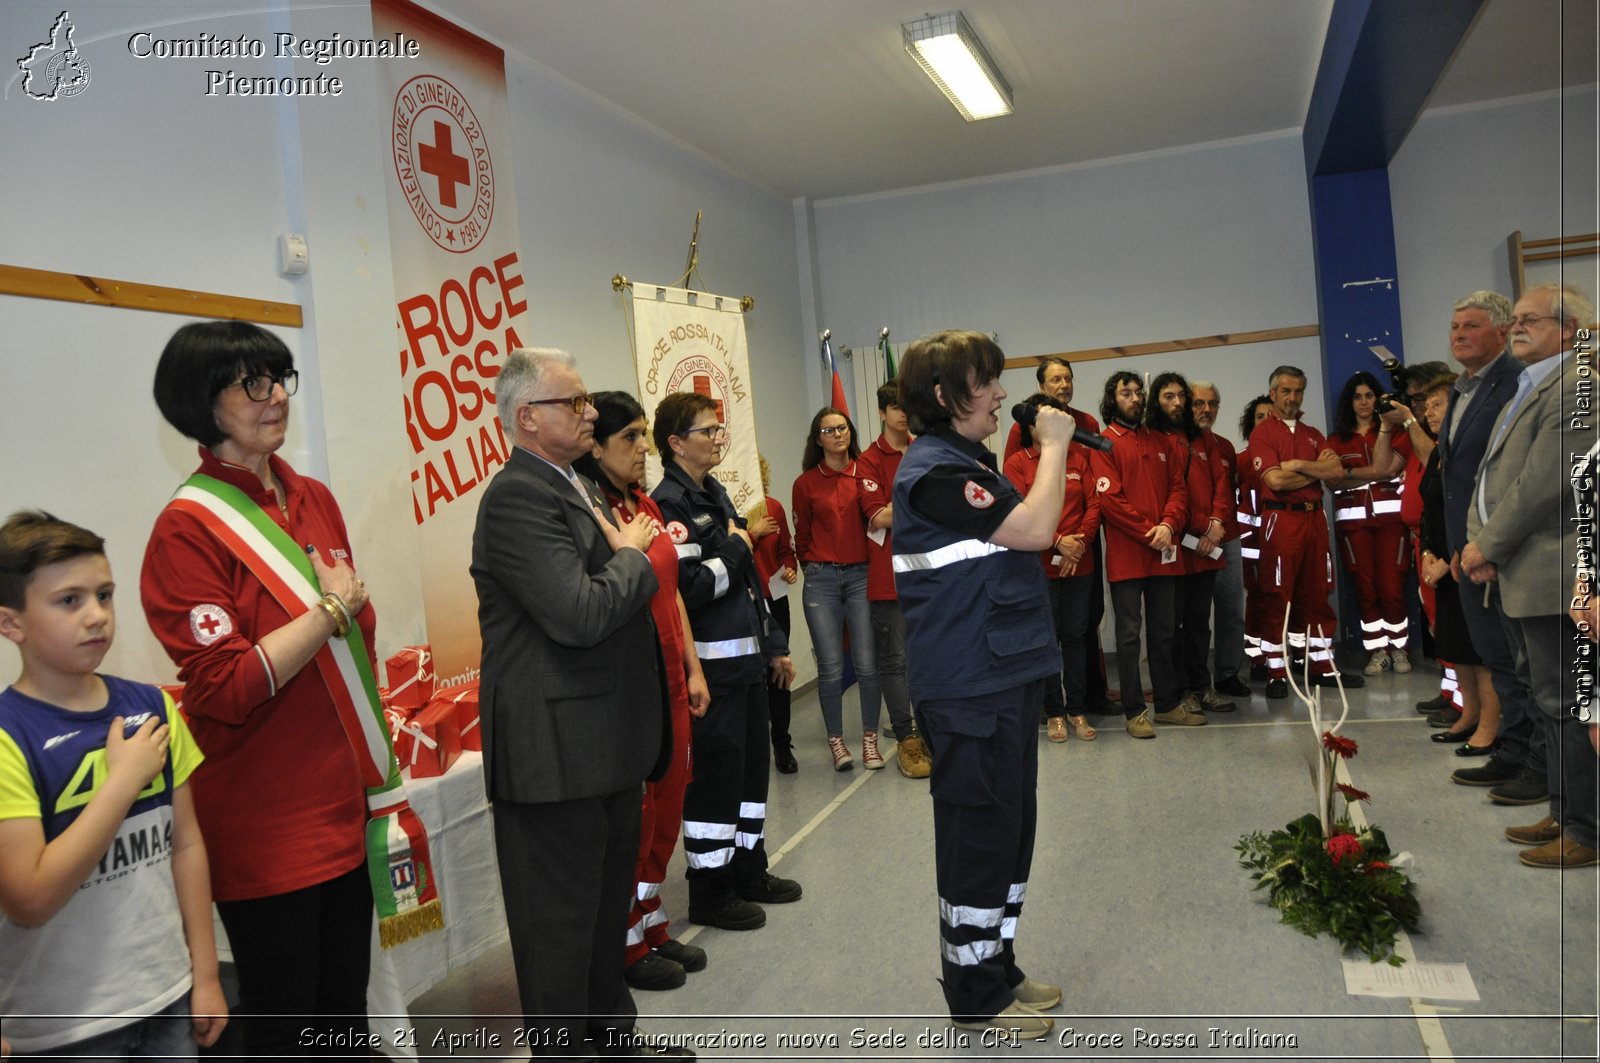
[666,521,690,544]
[861,478,880,494]
[1252,456,1263,471]
[1096,476,1111,493]
[963,480,995,509]
[189,604,232,646]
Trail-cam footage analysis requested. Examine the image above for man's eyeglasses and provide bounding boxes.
[525,394,594,415]
[1512,313,1560,329]
[226,371,299,402]
[818,425,850,437]
[683,424,729,441]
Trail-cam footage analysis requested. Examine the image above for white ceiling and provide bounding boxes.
[431,0,1598,201]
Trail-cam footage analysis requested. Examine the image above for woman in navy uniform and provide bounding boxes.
[891,330,1073,1037]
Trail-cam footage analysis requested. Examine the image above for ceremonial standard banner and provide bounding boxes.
[630,287,760,513]
[374,0,528,685]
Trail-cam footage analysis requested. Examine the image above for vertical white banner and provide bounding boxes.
[374,0,529,684]
[630,286,760,513]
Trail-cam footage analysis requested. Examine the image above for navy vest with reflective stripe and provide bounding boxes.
[892,434,1058,702]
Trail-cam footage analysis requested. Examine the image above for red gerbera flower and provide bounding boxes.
[1335,783,1371,803]
[1326,833,1363,866]
[1322,731,1359,759]
[1366,860,1391,873]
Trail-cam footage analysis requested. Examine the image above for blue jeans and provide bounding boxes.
[801,561,881,736]
[44,993,194,1060]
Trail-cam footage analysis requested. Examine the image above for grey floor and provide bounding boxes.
[408,657,1599,1062]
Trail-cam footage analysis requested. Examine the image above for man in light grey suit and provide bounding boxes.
[472,347,686,1057]
[1464,284,1599,869]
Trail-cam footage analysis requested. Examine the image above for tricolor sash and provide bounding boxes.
[169,474,443,947]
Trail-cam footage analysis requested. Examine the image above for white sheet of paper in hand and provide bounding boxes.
[768,571,789,600]
[866,527,886,547]
[1181,532,1224,560]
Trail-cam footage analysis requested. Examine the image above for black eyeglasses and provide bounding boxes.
[226,371,299,402]
[683,424,729,441]
[818,425,850,437]
[525,394,594,415]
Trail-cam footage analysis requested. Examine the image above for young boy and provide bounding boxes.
[0,511,225,1057]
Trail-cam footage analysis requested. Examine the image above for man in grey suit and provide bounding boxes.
[472,347,684,1056]
[1464,284,1598,869]
[1399,291,1547,803]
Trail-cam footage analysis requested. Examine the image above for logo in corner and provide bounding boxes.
[963,480,995,509]
[17,11,92,101]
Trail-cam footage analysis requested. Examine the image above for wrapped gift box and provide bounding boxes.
[397,696,461,779]
[384,645,435,712]
[431,682,481,752]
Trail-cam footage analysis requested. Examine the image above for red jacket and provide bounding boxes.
[1178,428,1233,573]
[1329,425,1408,528]
[1003,407,1101,462]
[1090,423,1188,581]
[1251,414,1329,506]
[1003,444,1101,578]
[792,461,868,564]
[1236,446,1262,557]
[856,436,905,600]
[750,494,797,598]
[141,449,372,902]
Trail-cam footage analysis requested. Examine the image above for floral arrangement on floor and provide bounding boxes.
[1236,628,1421,966]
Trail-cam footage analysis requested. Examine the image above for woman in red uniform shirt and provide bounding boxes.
[141,321,376,1057]
[792,407,882,770]
[1329,372,1411,675]
[575,391,712,990]
[1004,394,1102,745]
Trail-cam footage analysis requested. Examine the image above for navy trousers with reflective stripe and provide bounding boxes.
[916,679,1043,1021]
[681,680,771,910]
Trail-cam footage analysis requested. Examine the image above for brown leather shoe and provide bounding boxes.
[1505,815,1561,846]
[1519,835,1599,868]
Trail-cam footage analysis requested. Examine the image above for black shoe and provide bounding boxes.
[1314,671,1365,688]
[736,871,802,904]
[1489,768,1550,806]
[773,744,798,774]
[1265,678,1288,699]
[1431,727,1475,743]
[688,896,766,931]
[1427,708,1461,728]
[1215,675,1252,698]
[1415,694,1448,714]
[1455,741,1499,758]
[1452,755,1519,787]
[652,938,707,972]
[623,952,686,991]
[1249,662,1270,681]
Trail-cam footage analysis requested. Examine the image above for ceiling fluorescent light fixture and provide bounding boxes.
[902,11,1013,121]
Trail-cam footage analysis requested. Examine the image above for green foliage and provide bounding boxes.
[1236,813,1422,966]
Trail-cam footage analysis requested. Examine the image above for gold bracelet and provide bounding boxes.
[319,593,352,638]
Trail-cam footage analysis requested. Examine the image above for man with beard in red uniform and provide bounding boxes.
[1148,373,1236,715]
[1251,366,1366,697]
[1091,371,1191,738]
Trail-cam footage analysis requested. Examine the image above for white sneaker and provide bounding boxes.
[1363,652,1389,676]
[1390,649,1412,673]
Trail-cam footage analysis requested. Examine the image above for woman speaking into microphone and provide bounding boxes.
[891,329,1073,1038]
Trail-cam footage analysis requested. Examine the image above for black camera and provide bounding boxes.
[1373,357,1409,414]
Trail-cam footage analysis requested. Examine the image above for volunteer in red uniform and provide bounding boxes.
[141,321,376,1057]
[1328,372,1412,676]
[1236,396,1273,679]
[1250,366,1365,696]
[1090,371,1192,738]
[1004,393,1102,744]
[747,455,800,773]
[1190,381,1252,699]
[1148,373,1235,714]
[792,407,882,770]
[1003,357,1101,461]
[574,391,711,991]
[856,381,931,778]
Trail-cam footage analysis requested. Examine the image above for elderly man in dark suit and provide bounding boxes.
[1464,284,1598,869]
[1387,291,1546,805]
[472,346,685,1057]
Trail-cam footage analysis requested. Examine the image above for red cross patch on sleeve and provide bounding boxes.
[189,604,233,646]
[963,480,995,509]
[862,478,880,494]
[666,521,690,544]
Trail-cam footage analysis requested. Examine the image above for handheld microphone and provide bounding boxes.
[1011,403,1115,452]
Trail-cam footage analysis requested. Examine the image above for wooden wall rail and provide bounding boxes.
[0,263,303,328]
[1002,324,1320,370]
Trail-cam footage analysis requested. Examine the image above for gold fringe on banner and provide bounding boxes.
[380,898,445,948]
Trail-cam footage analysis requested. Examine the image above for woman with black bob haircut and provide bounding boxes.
[890,329,1074,1038]
[141,320,407,1058]
[573,391,710,989]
